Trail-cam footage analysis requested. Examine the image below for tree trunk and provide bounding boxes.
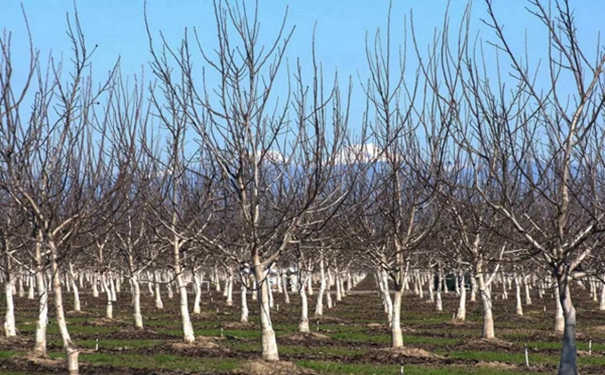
[514,273,523,316]
[240,281,249,323]
[477,270,494,339]
[92,273,99,298]
[33,235,48,355]
[193,273,202,314]
[255,264,278,361]
[226,273,233,307]
[557,281,577,375]
[314,257,326,316]
[455,272,466,321]
[154,270,164,309]
[131,273,143,329]
[524,275,532,305]
[282,272,290,304]
[555,284,564,333]
[335,273,343,302]
[101,273,113,319]
[435,266,443,311]
[4,269,16,337]
[68,263,81,312]
[391,288,403,348]
[379,271,393,326]
[50,245,78,374]
[252,279,258,301]
[174,242,195,343]
[298,278,310,333]
[599,282,605,311]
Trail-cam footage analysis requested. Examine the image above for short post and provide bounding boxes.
[316,320,320,332]
[277,304,280,312]
[524,344,529,367]
[216,306,220,314]
[400,359,404,375]
[589,339,592,355]
[220,325,224,339]
[95,337,99,351]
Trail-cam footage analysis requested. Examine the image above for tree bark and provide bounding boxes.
[455,272,466,321]
[477,269,495,339]
[240,281,249,323]
[131,273,143,329]
[557,282,577,375]
[4,269,16,337]
[298,278,310,333]
[33,234,48,355]
[255,264,278,361]
[50,245,78,374]
[391,288,403,348]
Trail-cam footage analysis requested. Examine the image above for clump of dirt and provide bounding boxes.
[2,352,66,374]
[84,317,128,327]
[235,360,318,375]
[385,347,445,359]
[282,332,331,342]
[477,360,519,370]
[66,310,94,317]
[171,337,219,350]
[223,321,255,329]
[456,338,516,352]
[313,315,344,324]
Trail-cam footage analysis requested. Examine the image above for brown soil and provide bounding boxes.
[234,360,318,375]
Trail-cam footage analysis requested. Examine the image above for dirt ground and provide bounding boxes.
[1,276,605,374]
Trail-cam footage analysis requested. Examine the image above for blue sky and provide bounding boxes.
[3,1,604,138]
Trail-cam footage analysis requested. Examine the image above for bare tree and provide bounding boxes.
[429,1,605,373]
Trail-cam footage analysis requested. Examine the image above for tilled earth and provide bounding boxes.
[1,276,605,374]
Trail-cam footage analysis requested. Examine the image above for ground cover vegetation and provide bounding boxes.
[1,0,605,374]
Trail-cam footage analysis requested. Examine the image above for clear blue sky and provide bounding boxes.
[3,0,604,137]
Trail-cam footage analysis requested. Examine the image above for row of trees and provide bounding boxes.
[1,1,603,374]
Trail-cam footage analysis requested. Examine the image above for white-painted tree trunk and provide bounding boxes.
[251,279,258,301]
[555,284,564,333]
[391,289,403,348]
[92,273,99,298]
[307,276,313,296]
[314,257,326,316]
[477,270,495,339]
[226,273,233,307]
[298,278,310,332]
[18,274,24,298]
[174,241,195,343]
[131,273,143,329]
[68,263,80,312]
[102,273,113,319]
[193,273,202,315]
[524,275,532,305]
[28,275,35,300]
[599,282,605,311]
[33,235,48,356]
[154,270,163,309]
[557,281,577,375]
[470,275,477,302]
[282,273,290,304]
[335,273,343,302]
[435,266,443,311]
[4,274,16,337]
[255,266,279,361]
[240,282,249,323]
[455,273,466,321]
[50,244,78,374]
[109,274,117,302]
[379,271,393,326]
[514,273,523,316]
